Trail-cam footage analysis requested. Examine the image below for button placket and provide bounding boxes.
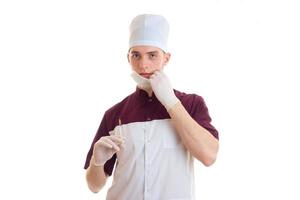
[144,122,151,200]
[146,96,153,121]
[144,124,147,199]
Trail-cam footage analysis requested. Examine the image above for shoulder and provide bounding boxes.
[102,91,136,129]
[174,89,206,109]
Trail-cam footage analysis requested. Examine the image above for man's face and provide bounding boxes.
[128,46,171,79]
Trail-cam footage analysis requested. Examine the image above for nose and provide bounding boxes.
[138,57,150,71]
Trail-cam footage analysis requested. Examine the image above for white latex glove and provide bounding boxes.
[131,71,151,90]
[91,135,125,167]
[150,70,179,111]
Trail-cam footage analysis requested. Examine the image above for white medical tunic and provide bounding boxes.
[84,88,218,200]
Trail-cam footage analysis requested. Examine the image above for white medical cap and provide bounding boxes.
[129,14,169,52]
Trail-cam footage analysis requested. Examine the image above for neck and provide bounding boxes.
[138,87,153,97]
[146,89,153,97]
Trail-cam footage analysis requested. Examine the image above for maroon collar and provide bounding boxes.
[134,87,159,102]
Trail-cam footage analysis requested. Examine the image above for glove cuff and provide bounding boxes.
[90,155,105,167]
[164,94,180,111]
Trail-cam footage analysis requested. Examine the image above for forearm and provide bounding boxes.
[86,156,107,193]
[168,102,219,166]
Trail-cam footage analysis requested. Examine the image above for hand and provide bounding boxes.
[131,71,151,90]
[150,70,179,111]
[91,135,125,167]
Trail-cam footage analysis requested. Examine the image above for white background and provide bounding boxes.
[1,0,300,199]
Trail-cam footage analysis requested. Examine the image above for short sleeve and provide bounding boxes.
[190,95,219,139]
[83,113,117,176]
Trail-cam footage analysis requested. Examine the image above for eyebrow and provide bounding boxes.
[147,51,159,54]
[130,51,140,54]
[130,51,159,54]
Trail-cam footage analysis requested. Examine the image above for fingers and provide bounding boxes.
[109,135,126,145]
[150,71,159,79]
[96,135,125,152]
[150,70,166,80]
[154,70,161,76]
[98,139,114,149]
[102,137,120,151]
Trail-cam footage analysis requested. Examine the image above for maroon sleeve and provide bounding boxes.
[83,113,117,176]
[190,95,219,139]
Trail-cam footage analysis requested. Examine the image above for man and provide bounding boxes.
[84,14,219,200]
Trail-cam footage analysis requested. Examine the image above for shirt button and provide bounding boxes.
[148,98,152,102]
[147,117,151,121]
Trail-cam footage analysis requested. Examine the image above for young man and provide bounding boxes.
[84,14,219,200]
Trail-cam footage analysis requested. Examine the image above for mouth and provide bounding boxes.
[139,73,153,79]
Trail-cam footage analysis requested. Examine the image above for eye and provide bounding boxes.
[131,53,140,59]
[149,53,157,59]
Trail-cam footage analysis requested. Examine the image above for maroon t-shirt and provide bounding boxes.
[84,88,218,176]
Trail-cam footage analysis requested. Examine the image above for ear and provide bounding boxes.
[163,52,171,66]
[127,53,130,63]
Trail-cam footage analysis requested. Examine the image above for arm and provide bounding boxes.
[168,102,219,166]
[86,156,108,193]
[85,135,125,193]
[150,71,219,166]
